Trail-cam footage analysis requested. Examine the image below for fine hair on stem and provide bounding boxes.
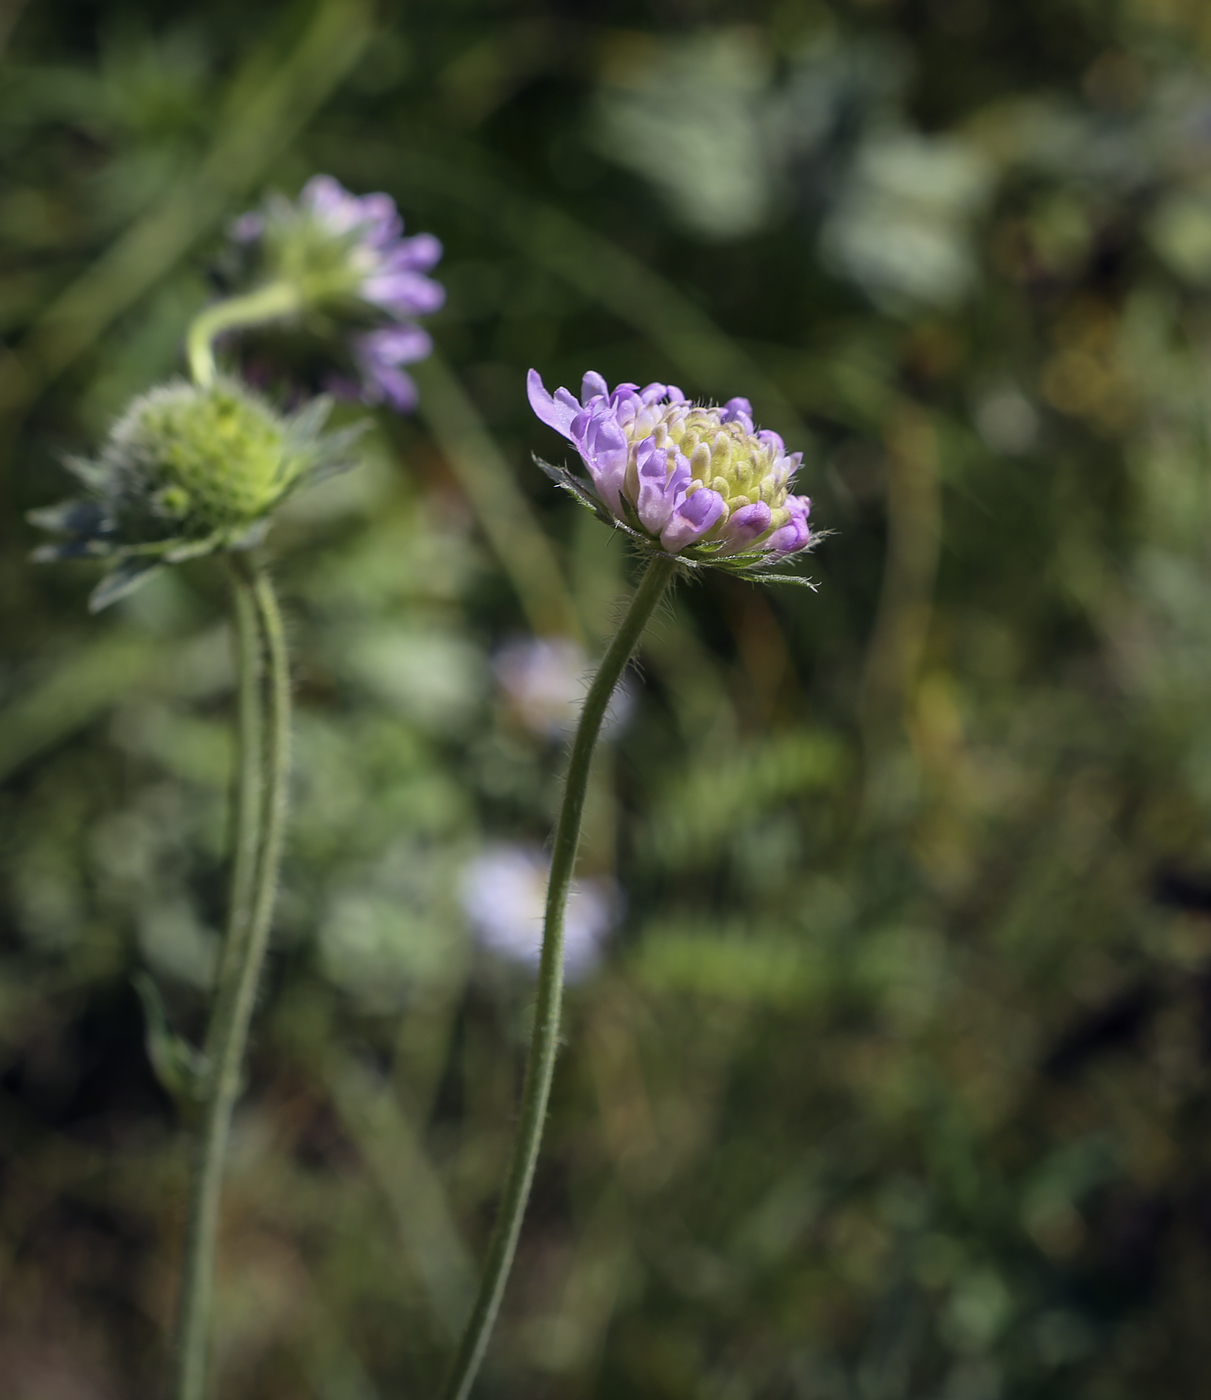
[173,554,293,1400]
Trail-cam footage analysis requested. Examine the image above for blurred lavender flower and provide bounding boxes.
[293,176,444,320]
[334,325,435,413]
[226,176,444,412]
[528,371,813,578]
[493,636,634,740]
[460,844,615,980]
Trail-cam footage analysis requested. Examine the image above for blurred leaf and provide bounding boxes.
[133,969,207,1107]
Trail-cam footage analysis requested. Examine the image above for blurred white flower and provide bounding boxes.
[493,637,633,740]
[460,843,615,980]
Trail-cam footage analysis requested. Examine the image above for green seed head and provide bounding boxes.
[31,373,364,610]
[107,379,310,541]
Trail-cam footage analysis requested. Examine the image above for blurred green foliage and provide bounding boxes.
[6,0,1211,1396]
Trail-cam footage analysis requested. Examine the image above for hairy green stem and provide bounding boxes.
[174,557,292,1400]
[187,280,302,386]
[440,553,677,1400]
[208,562,264,1031]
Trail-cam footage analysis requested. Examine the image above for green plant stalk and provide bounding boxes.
[187,280,303,386]
[440,552,677,1400]
[208,560,264,1027]
[174,557,292,1400]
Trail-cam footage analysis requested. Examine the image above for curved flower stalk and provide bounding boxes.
[31,378,361,610]
[441,372,816,1400]
[527,369,814,579]
[208,175,445,411]
[27,173,439,1400]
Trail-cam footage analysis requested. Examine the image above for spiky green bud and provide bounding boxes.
[31,376,362,610]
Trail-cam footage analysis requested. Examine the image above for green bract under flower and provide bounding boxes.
[31,377,362,610]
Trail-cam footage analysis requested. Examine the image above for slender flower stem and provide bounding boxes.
[208,561,264,1031]
[440,552,677,1400]
[174,556,292,1400]
[187,281,303,386]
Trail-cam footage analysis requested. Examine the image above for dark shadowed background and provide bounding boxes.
[5,0,1211,1396]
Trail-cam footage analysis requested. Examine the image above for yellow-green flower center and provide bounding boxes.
[627,405,793,511]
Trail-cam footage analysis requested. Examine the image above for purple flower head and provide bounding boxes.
[280,175,445,321]
[528,370,814,576]
[493,636,634,740]
[459,844,615,981]
[227,176,444,413]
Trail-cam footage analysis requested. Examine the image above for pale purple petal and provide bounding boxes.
[301,175,372,235]
[348,334,420,410]
[660,488,727,552]
[765,495,812,555]
[527,370,582,439]
[578,407,629,508]
[366,366,418,412]
[299,179,444,309]
[581,370,609,404]
[301,174,346,215]
[635,442,690,533]
[721,401,754,435]
[377,234,444,274]
[721,501,773,549]
[354,193,403,243]
[363,269,446,317]
[333,362,417,412]
[398,231,442,270]
[363,323,432,364]
[349,327,434,412]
